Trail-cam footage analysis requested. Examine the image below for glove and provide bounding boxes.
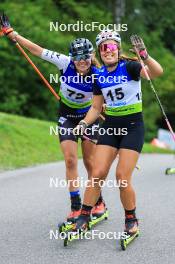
[73,120,88,136]
[102,103,106,113]
[0,12,13,35]
[130,35,148,60]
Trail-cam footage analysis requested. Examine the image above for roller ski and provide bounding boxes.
[63,202,109,246]
[120,215,140,250]
[90,200,109,227]
[165,167,175,175]
[59,201,108,235]
[63,212,91,247]
[58,209,81,234]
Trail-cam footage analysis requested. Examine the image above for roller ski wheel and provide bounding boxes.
[120,229,140,251]
[63,224,90,247]
[90,209,109,228]
[64,235,69,247]
[165,168,175,175]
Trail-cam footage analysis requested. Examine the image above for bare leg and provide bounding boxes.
[81,140,96,179]
[83,145,118,206]
[116,149,139,210]
[60,140,79,192]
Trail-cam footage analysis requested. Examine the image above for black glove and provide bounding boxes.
[130,35,148,60]
[0,12,13,35]
[73,120,88,136]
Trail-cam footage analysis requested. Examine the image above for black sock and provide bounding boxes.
[125,208,136,218]
[70,195,81,211]
[81,204,93,216]
[95,193,103,205]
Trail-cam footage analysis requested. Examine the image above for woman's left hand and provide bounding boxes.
[130,35,148,60]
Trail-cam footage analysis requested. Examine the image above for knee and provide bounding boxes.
[83,157,93,173]
[65,155,77,170]
[116,170,130,191]
[92,168,108,182]
[116,169,125,181]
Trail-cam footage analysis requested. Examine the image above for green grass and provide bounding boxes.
[0,112,174,171]
[142,143,174,154]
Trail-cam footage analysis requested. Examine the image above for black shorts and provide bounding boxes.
[97,112,145,153]
[58,115,99,143]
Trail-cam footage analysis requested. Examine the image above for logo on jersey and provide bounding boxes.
[58,117,67,125]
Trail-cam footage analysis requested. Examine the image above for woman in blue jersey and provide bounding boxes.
[0,14,106,222]
[73,30,163,236]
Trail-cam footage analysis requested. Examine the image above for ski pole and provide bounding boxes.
[57,126,97,144]
[0,29,60,99]
[12,39,60,101]
[135,164,141,170]
[132,43,175,142]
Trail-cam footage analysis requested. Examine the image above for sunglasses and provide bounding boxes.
[100,43,119,52]
[72,54,92,61]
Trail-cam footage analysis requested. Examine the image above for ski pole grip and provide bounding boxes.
[133,46,151,81]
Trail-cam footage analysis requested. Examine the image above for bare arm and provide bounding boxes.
[141,56,163,79]
[7,32,43,57]
[84,95,104,125]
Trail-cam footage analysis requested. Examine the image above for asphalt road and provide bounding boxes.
[0,154,175,264]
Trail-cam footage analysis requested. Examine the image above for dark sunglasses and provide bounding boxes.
[72,54,92,61]
[100,43,119,52]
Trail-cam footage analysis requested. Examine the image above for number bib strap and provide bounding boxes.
[105,102,142,116]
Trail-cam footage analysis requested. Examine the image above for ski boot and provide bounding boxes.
[58,209,81,234]
[64,210,91,246]
[120,215,140,250]
[90,200,109,228]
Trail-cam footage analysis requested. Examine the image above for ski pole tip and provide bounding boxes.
[136,165,141,170]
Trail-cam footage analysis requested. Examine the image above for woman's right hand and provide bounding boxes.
[0,12,14,36]
[102,103,106,113]
[73,120,88,136]
[0,12,43,57]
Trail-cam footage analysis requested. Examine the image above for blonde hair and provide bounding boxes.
[91,52,101,68]
[119,53,139,62]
